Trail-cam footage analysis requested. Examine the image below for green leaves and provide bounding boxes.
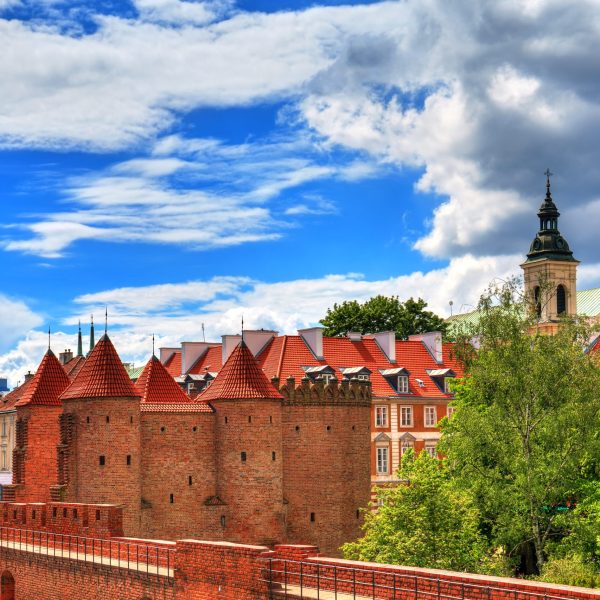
[320,295,448,339]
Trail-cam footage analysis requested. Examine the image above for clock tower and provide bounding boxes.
[521,172,579,332]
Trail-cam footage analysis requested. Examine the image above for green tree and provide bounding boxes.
[320,295,448,339]
[342,451,494,572]
[441,281,600,575]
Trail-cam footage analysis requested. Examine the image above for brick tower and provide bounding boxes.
[522,173,579,333]
[56,334,143,536]
[200,341,286,546]
[6,349,71,502]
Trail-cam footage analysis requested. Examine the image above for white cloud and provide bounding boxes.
[132,0,232,25]
[5,133,374,257]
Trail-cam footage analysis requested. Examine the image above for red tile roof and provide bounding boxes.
[63,355,86,380]
[257,335,462,399]
[61,334,139,400]
[0,377,33,413]
[136,356,193,404]
[163,350,182,377]
[187,346,222,375]
[16,350,71,407]
[200,341,282,401]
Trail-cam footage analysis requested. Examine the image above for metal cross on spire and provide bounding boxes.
[544,168,553,187]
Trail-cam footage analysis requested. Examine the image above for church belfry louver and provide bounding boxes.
[521,170,579,331]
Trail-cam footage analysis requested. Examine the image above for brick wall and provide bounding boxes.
[9,406,62,502]
[140,412,221,540]
[213,398,286,546]
[61,398,142,537]
[280,378,372,556]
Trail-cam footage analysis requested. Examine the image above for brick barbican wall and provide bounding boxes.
[1,531,599,600]
[10,406,62,503]
[60,397,142,537]
[280,377,372,556]
[140,412,222,541]
[213,398,286,547]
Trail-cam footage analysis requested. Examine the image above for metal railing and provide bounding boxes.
[0,526,174,581]
[261,558,582,600]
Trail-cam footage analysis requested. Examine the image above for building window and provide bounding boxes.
[1,450,6,470]
[534,286,541,318]
[96,510,101,521]
[126,455,131,466]
[376,447,389,475]
[444,378,454,394]
[375,406,388,428]
[170,494,174,504]
[310,512,315,522]
[322,374,334,385]
[425,444,437,458]
[241,451,247,462]
[272,451,276,461]
[99,455,105,466]
[447,406,456,418]
[400,406,413,427]
[401,440,414,455]
[557,285,566,315]
[397,375,409,394]
[1,420,6,437]
[425,406,438,427]
[188,475,193,486]
[357,374,370,381]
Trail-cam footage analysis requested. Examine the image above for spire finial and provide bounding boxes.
[104,306,108,334]
[152,334,155,357]
[544,168,553,198]
[241,315,244,343]
[89,314,95,354]
[77,320,83,357]
[48,325,51,350]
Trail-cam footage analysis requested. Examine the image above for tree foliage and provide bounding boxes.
[320,295,447,339]
[342,451,495,572]
[441,280,600,575]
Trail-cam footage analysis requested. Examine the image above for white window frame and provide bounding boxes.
[425,444,437,458]
[401,440,414,455]
[447,406,456,418]
[376,447,389,475]
[400,406,413,427]
[425,406,438,427]
[322,373,334,385]
[357,374,370,381]
[444,377,454,393]
[397,375,409,394]
[375,406,388,428]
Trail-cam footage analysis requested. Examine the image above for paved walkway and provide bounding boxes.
[0,537,174,578]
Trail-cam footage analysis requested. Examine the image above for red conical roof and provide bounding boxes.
[136,355,192,404]
[16,350,71,407]
[200,341,282,401]
[61,334,138,400]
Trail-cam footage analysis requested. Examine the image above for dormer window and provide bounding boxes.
[303,365,335,383]
[397,376,409,393]
[379,368,410,394]
[340,366,371,381]
[427,368,456,393]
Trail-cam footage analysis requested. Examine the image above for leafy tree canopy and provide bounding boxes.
[320,295,448,339]
[342,450,499,573]
[440,280,600,575]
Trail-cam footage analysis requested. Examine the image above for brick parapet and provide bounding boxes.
[276,377,371,406]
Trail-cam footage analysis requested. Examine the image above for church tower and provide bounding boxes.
[521,171,579,332]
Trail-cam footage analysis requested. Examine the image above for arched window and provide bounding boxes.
[557,285,566,315]
[534,286,542,318]
[1,570,15,600]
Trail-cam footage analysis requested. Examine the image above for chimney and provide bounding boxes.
[242,330,278,357]
[159,347,179,365]
[181,342,212,375]
[222,334,242,364]
[24,371,34,382]
[346,332,362,342]
[408,331,443,364]
[59,349,73,365]
[366,331,396,363]
[298,327,324,360]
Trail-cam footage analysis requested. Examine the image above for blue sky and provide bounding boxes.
[1,0,599,384]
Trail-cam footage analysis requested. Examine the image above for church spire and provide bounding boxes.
[89,315,95,355]
[525,170,576,264]
[77,321,83,357]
